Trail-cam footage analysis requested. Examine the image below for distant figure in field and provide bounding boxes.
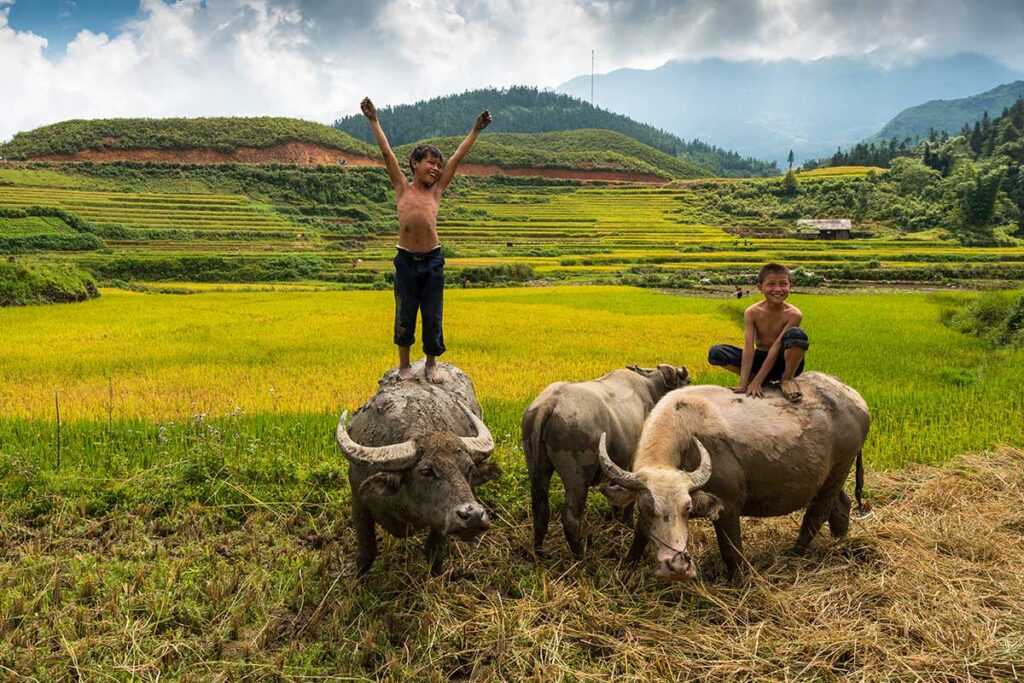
[361,97,491,383]
[708,263,808,402]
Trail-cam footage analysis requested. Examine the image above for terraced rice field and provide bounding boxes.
[2,169,1024,282]
[0,185,305,245]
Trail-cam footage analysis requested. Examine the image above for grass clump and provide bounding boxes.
[0,260,99,306]
[940,289,1024,347]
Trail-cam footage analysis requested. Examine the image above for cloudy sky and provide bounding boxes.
[2,0,1023,141]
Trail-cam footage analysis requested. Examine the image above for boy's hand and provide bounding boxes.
[360,97,377,121]
[732,385,747,395]
[474,110,492,131]
[745,381,764,398]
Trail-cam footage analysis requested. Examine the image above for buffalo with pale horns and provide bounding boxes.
[336,361,502,576]
[522,364,689,558]
[599,372,870,580]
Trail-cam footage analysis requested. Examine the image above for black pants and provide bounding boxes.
[393,247,445,357]
[707,327,809,382]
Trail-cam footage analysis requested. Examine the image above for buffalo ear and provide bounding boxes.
[360,472,402,498]
[599,482,640,508]
[691,491,724,521]
[676,366,690,387]
[471,460,502,487]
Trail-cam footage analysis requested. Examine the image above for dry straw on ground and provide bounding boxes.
[2,448,1023,680]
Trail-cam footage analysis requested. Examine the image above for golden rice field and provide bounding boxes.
[1,286,1021,470]
[2,286,1023,681]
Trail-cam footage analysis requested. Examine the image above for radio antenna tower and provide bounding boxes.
[590,49,595,108]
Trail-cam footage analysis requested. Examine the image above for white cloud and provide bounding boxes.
[1,0,1022,142]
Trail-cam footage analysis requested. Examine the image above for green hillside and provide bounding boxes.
[336,86,777,177]
[870,81,1024,145]
[0,117,377,159]
[394,129,710,179]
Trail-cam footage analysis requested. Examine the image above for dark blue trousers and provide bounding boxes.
[393,247,445,357]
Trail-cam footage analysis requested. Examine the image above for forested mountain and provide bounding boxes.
[808,99,1024,245]
[333,87,777,177]
[869,81,1024,145]
[392,129,709,179]
[557,52,1022,166]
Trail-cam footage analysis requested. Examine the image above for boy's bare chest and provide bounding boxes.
[753,313,788,347]
[397,191,439,222]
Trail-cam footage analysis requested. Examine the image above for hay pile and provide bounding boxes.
[413,447,1023,681]
[2,448,1022,680]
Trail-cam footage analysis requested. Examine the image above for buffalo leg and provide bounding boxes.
[794,487,841,554]
[828,490,851,538]
[529,453,555,554]
[626,527,648,565]
[562,477,590,560]
[424,529,447,575]
[353,499,378,577]
[713,511,743,580]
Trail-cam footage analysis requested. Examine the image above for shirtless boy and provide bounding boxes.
[361,97,491,383]
[707,263,809,400]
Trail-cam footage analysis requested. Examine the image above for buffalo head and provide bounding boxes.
[626,364,690,391]
[337,402,501,541]
[598,433,722,580]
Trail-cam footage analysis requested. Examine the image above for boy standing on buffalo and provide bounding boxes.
[708,263,809,401]
[361,97,491,383]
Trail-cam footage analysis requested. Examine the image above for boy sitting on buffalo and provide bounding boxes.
[708,263,809,401]
[361,96,491,383]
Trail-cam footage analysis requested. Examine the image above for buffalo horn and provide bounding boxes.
[336,411,418,471]
[457,402,495,462]
[687,437,713,491]
[598,433,647,491]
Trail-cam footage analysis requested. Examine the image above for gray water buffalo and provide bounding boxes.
[522,364,690,558]
[598,371,870,580]
[336,361,502,576]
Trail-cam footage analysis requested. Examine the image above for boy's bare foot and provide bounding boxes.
[398,365,416,381]
[424,363,449,384]
[780,379,802,402]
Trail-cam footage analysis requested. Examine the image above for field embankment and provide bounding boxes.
[0,260,98,305]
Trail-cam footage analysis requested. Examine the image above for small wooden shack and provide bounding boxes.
[796,218,852,240]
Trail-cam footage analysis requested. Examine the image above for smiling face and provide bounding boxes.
[758,271,792,304]
[409,146,444,187]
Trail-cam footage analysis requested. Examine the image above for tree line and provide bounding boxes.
[334,86,778,178]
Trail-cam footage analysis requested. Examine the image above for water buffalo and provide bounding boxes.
[522,364,690,558]
[336,361,502,576]
[598,371,870,580]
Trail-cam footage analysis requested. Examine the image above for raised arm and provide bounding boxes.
[735,308,757,394]
[361,97,406,193]
[434,110,491,194]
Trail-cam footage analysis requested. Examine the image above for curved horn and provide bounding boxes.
[687,437,713,491]
[598,433,647,491]
[457,402,494,462]
[336,411,418,471]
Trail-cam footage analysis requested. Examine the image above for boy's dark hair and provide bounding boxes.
[758,263,791,284]
[409,145,444,171]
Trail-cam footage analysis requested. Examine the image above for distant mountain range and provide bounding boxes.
[868,80,1024,145]
[557,52,1023,166]
[333,87,778,177]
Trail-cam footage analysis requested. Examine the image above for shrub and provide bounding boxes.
[0,260,99,305]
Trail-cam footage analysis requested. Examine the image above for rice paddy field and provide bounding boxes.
[2,162,1024,680]
[3,164,1024,285]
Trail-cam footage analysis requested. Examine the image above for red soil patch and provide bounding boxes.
[32,142,380,166]
[29,142,669,183]
[457,163,667,183]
